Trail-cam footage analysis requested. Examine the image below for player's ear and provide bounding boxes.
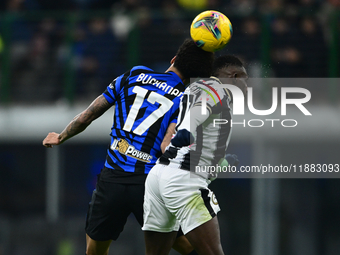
[170,56,176,64]
[233,73,238,83]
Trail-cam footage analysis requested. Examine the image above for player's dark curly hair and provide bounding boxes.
[174,39,214,79]
[212,55,244,76]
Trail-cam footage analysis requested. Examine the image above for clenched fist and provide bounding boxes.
[43,132,61,148]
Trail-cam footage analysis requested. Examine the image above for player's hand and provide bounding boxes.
[43,132,61,148]
[225,154,239,167]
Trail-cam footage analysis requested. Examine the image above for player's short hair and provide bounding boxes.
[174,39,214,79]
[212,55,244,76]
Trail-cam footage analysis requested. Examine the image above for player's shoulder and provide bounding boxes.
[129,65,177,81]
[205,76,232,100]
[186,77,225,95]
[130,65,154,75]
[186,76,232,108]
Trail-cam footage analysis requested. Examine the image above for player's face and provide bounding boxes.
[218,66,248,95]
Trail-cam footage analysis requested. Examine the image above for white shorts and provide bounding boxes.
[142,164,220,235]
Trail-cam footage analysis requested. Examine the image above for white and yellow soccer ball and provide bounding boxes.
[190,10,233,52]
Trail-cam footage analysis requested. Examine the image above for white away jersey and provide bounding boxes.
[158,77,233,178]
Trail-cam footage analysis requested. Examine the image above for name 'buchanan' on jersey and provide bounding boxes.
[158,77,232,179]
[101,65,185,184]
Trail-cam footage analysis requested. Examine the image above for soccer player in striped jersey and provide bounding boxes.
[143,55,248,255]
[42,39,214,255]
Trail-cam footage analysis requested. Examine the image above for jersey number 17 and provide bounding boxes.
[123,86,174,135]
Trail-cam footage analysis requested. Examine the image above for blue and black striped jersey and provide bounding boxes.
[100,65,185,183]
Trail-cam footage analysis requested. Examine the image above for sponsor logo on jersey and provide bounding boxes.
[211,193,219,205]
[111,138,153,163]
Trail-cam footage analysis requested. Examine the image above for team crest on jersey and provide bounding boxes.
[211,193,218,205]
[111,138,153,163]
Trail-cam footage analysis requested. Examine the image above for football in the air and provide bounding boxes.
[190,10,233,52]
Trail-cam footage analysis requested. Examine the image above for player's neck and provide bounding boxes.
[165,65,189,85]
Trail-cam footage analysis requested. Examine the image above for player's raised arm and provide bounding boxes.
[42,95,112,148]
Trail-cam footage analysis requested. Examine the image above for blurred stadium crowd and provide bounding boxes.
[0,0,339,104]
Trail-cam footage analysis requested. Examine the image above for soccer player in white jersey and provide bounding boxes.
[142,55,248,255]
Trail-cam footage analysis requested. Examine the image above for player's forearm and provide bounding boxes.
[161,122,176,153]
[58,113,92,143]
[58,95,111,143]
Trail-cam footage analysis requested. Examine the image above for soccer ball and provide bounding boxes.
[190,10,233,52]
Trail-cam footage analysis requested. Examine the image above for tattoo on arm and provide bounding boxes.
[59,95,112,143]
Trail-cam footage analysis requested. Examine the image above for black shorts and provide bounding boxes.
[85,178,145,241]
